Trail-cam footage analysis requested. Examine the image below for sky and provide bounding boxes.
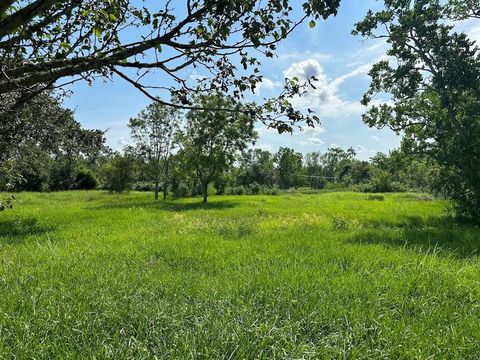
[63,0,480,160]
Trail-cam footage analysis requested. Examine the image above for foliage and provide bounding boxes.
[275,147,303,189]
[0,159,20,212]
[353,0,480,222]
[129,102,180,200]
[73,169,98,190]
[237,149,277,187]
[0,92,107,192]
[132,181,157,192]
[179,94,257,202]
[0,194,14,212]
[103,154,136,193]
[0,0,340,132]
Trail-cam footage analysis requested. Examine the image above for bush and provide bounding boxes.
[261,185,279,195]
[360,170,409,193]
[103,155,136,193]
[49,160,76,191]
[224,185,278,196]
[172,182,191,198]
[73,169,98,190]
[247,182,261,195]
[133,181,156,192]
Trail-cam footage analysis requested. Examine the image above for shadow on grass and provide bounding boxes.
[0,218,55,244]
[350,215,480,259]
[89,199,239,212]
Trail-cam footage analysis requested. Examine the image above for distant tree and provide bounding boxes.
[180,95,257,203]
[238,149,277,187]
[369,149,440,193]
[103,154,136,193]
[321,147,356,184]
[354,0,480,221]
[304,152,324,189]
[275,147,303,189]
[129,103,180,200]
[0,92,106,191]
[349,160,371,185]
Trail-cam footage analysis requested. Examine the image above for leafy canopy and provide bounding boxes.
[0,0,340,132]
[353,0,480,221]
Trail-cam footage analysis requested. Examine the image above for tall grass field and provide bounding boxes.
[1,191,480,358]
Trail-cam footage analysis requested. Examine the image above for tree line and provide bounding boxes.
[1,94,442,204]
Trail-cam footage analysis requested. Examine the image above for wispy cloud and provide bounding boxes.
[455,18,480,45]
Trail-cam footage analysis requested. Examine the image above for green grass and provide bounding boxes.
[1,191,480,359]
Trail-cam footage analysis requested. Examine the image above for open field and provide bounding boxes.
[1,191,480,358]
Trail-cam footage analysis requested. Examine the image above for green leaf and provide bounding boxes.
[309,20,316,28]
[93,26,103,38]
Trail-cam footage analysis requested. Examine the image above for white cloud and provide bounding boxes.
[309,137,324,145]
[277,50,332,64]
[256,143,273,151]
[303,125,325,136]
[117,136,130,148]
[283,58,370,119]
[284,58,327,82]
[455,19,480,45]
[367,42,387,52]
[330,63,372,89]
[467,24,480,45]
[371,135,379,142]
[254,77,281,95]
[355,144,378,158]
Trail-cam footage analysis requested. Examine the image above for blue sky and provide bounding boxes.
[63,0,480,160]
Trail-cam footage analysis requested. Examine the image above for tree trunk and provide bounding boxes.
[154,179,159,201]
[163,160,169,201]
[163,184,167,201]
[202,182,208,203]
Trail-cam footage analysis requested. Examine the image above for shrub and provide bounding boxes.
[103,155,136,193]
[73,169,98,190]
[261,186,279,195]
[133,181,156,192]
[247,182,261,195]
[172,182,192,198]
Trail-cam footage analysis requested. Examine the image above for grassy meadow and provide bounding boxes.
[1,191,480,358]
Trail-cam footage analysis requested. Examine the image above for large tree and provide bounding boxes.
[0,92,106,191]
[0,0,339,131]
[180,94,257,203]
[129,103,180,200]
[353,0,480,221]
